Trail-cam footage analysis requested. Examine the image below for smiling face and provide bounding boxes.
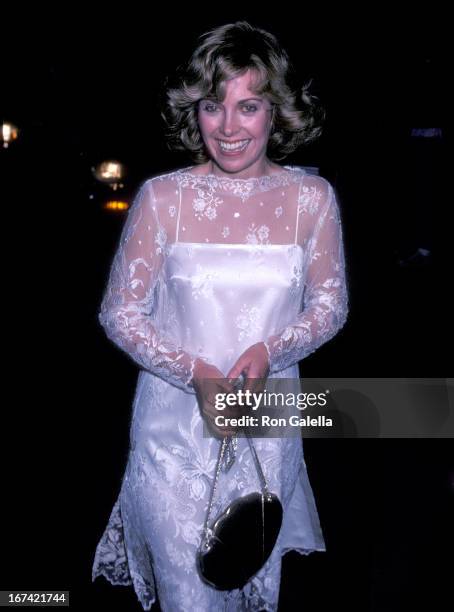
[197,69,275,179]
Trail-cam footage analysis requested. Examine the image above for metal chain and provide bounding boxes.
[244,428,271,500]
[201,435,229,549]
[201,428,271,547]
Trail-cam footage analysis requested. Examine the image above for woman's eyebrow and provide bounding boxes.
[201,97,264,104]
[238,97,263,103]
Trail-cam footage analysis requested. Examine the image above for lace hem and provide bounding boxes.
[91,499,156,611]
[280,545,326,556]
[92,565,131,586]
[92,568,156,611]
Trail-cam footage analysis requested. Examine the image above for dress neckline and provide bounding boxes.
[175,165,305,199]
[178,164,293,181]
[177,166,304,183]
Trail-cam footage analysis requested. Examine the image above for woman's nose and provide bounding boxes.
[220,110,239,137]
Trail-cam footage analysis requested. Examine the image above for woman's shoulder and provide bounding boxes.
[142,166,184,187]
[135,167,186,205]
[294,166,330,185]
[296,168,333,197]
[293,169,339,223]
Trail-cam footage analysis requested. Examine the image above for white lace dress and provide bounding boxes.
[91,165,349,611]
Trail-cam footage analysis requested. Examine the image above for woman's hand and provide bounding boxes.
[191,358,240,438]
[226,342,270,395]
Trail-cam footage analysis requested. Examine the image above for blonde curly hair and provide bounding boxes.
[160,21,325,163]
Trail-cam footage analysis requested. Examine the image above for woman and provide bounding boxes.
[92,21,349,611]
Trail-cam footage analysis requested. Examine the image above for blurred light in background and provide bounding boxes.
[92,160,126,190]
[103,199,129,211]
[1,122,19,148]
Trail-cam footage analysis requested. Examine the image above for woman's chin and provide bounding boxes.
[209,153,263,177]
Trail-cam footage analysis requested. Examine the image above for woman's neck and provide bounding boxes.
[205,159,283,180]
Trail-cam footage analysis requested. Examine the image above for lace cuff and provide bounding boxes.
[185,355,198,392]
[261,340,272,371]
[185,355,212,392]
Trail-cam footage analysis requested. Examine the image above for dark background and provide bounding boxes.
[1,8,452,612]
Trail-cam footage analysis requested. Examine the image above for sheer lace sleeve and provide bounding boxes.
[98,179,204,393]
[263,179,349,374]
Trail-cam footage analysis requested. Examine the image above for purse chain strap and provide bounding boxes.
[201,428,272,549]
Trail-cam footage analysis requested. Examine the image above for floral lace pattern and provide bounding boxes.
[246,222,271,245]
[97,181,211,394]
[92,498,157,610]
[177,166,302,202]
[265,180,349,374]
[235,304,263,342]
[173,166,308,247]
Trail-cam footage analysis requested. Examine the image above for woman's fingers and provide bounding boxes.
[226,357,247,381]
[227,342,270,382]
[205,414,237,438]
[202,398,239,437]
[198,344,271,436]
[202,374,238,407]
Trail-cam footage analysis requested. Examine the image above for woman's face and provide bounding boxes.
[197,69,274,178]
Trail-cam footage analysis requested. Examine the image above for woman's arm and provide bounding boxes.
[98,179,206,393]
[263,179,349,374]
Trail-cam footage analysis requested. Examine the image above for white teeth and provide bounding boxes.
[219,139,249,151]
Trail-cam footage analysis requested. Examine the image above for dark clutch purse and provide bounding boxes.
[197,429,283,591]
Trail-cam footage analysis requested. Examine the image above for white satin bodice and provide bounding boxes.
[161,242,305,375]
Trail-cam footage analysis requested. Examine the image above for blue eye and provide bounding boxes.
[242,105,258,113]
